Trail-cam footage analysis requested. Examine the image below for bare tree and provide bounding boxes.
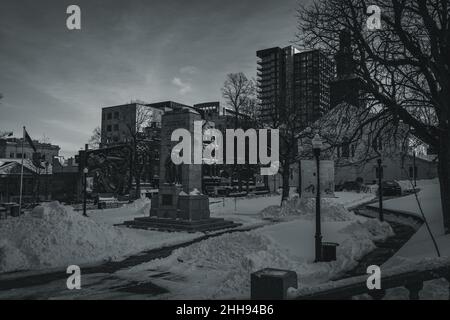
[222,73,256,129]
[124,105,154,199]
[39,134,52,145]
[297,0,450,233]
[221,73,257,191]
[260,95,303,203]
[88,127,102,149]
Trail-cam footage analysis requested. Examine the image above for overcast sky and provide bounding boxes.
[0,0,301,157]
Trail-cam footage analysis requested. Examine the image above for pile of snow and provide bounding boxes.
[0,202,148,273]
[396,178,439,194]
[89,198,150,226]
[119,216,393,299]
[189,189,202,195]
[124,197,151,216]
[260,196,356,222]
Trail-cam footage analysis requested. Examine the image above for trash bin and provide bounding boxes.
[10,205,20,217]
[0,206,6,219]
[322,242,339,262]
[98,202,107,209]
[251,268,298,300]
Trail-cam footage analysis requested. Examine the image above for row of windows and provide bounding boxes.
[106,124,120,132]
[103,111,120,120]
[8,153,49,160]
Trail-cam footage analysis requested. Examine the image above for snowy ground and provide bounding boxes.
[110,196,391,299]
[366,178,450,299]
[0,190,384,300]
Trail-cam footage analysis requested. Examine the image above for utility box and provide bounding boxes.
[251,268,298,300]
[322,242,339,262]
[10,204,20,217]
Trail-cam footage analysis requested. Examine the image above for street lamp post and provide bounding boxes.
[413,151,417,187]
[45,161,49,200]
[83,144,88,217]
[377,158,384,222]
[312,134,323,262]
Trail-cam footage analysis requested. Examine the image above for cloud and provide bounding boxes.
[179,66,198,75]
[172,77,192,94]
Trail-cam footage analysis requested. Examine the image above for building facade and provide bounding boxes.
[0,138,60,161]
[101,102,164,146]
[256,46,334,128]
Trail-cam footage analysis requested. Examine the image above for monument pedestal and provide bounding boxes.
[150,184,183,219]
[126,183,240,232]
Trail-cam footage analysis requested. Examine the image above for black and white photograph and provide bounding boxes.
[0,0,450,307]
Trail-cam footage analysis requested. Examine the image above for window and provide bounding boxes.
[107,113,112,120]
[372,137,382,151]
[114,112,119,119]
[342,138,350,158]
[113,124,119,131]
[409,166,418,178]
[107,125,112,132]
[9,152,14,158]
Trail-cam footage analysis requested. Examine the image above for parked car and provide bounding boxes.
[379,180,402,196]
[336,181,361,192]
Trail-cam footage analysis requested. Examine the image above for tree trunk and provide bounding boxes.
[281,161,290,203]
[438,132,450,234]
[135,169,141,199]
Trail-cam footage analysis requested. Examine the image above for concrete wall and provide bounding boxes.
[335,154,437,185]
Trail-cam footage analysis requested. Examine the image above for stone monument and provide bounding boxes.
[125,107,240,232]
[150,107,209,220]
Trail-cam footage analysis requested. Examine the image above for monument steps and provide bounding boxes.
[123,217,241,233]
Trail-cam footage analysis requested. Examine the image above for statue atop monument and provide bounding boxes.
[164,152,182,184]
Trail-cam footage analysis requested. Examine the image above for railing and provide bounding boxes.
[290,258,450,300]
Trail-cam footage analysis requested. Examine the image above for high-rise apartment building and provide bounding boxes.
[256,46,334,128]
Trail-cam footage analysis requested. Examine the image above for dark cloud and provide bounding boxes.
[0,0,300,157]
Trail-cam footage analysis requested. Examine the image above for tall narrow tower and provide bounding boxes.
[330,30,365,108]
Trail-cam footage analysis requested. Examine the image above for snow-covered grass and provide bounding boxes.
[0,201,202,274]
[366,178,450,300]
[115,203,393,299]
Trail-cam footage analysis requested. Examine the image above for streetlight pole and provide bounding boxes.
[312,134,323,262]
[377,158,384,222]
[413,151,417,187]
[83,144,88,217]
[45,162,49,200]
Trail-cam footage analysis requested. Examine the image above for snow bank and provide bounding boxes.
[260,196,356,222]
[120,216,393,299]
[0,202,148,273]
[89,198,150,226]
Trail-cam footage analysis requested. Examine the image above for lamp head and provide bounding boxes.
[312,134,323,150]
